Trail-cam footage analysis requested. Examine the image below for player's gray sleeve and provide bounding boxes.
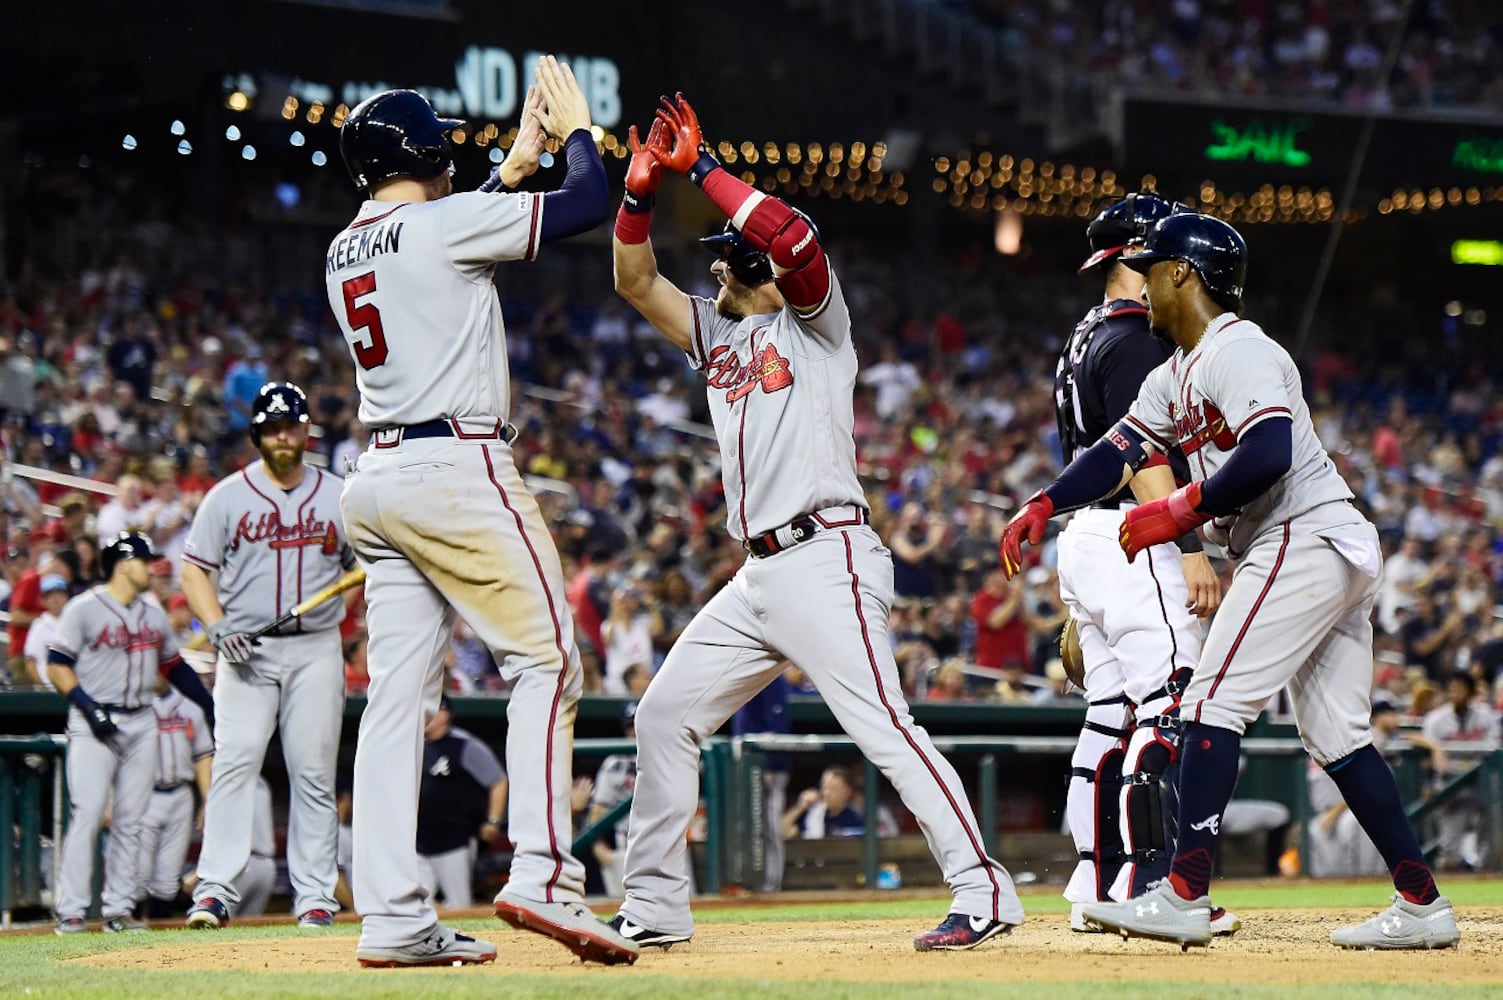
[154,607,183,665]
[788,264,849,358]
[685,297,740,371]
[48,598,86,663]
[183,486,229,571]
[443,190,543,272]
[454,730,505,788]
[1201,337,1295,437]
[1123,362,1177,455]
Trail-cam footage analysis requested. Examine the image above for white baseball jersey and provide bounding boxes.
[152,688,213,788]
[684,280,865,539]
[183,461,357,634]
[50,587,182,709]
[323,191,546,427]
[1125,313,1353,556]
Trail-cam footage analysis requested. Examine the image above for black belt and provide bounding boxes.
[1089,496,1135,510]
[99,704,148,714]
[154,783,187,794]
[372,419,518,449]
[744,508,870,559]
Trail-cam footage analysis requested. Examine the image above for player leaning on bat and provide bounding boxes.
[612,93,1024,953]
[181,381,359,930]
[1001,212,1459,951]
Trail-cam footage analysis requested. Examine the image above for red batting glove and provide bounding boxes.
[999,491,1054,578]
[652,92,712,177]
[1119,482,1211,562]
[623,118,667,210]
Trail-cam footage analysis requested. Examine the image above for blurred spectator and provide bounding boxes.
[1420,672,1501,869]
[971,568,1030,681]
[601,585,653,696]
[20,573,70,688]
[95,474,146,543]
[781,765,898,839]
[890,503,947,600]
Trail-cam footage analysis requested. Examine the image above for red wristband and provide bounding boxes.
[614,202,652,245]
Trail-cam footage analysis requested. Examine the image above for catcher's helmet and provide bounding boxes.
[1079,190,1186,272]
[339,89,465,191]
[700,223,774,287]
[100,530,156,579]
[249,381,311,444]
[1124,212,1248,310]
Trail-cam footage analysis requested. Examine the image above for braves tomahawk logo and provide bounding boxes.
[230,511,339,555]
[705,340,795,403]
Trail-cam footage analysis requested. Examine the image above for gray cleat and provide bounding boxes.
[1331,894,1460,951]
[357,925,498,967]
[1079,881,1212,950]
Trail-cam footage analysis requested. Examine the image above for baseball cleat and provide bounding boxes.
[1069,902,1107,933]
[1209,905,1241,937]
[493,889,639,965]
[607,913,692,948]
[913,912,1014,951]
[186,897,230,929]
[298,909,336,927]
[102,915,149,933]
[357,925,497,967]
[1331,894,1460,950]
[1079,881,1212,950]
[55,918,87,936]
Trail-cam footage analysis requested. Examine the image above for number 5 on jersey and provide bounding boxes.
[341,272,388,369]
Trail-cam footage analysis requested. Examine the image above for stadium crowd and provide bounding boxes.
[984,0,1503,110]
[2,221,1502,751]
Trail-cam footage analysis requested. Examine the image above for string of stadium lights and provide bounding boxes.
[135,92,1503,221]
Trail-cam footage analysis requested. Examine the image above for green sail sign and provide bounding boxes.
[1205,116,1312,167]
[1452,136,1503,174]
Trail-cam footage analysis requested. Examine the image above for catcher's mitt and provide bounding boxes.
[1059,617,1085,689]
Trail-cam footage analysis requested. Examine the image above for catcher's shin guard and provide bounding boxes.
[1112,716,1182,899]
[1063,698,1130,903]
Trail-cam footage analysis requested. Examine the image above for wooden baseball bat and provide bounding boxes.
[249,568,366,640]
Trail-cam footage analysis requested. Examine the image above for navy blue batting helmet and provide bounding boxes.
[1079,191,1187,272]
[1124,212,1248,310]
[700,222,774,287]
[250,381,311,444]
[100,530,156,580]
[339,89,465,191]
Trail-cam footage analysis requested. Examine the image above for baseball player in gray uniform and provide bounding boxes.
[1002,212,1458,951]
[611,94,1023,952]
[137,681,213,917]
[48,531,215,934]
[327,59,636,968]
[183,381,355,929]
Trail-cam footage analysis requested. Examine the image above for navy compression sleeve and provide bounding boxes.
[1196,417,1293,516]
[1041,423,1154,514]
[539,130,609,243]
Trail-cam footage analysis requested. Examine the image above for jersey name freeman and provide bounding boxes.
[229,511,340,555]
[324,221,405,275]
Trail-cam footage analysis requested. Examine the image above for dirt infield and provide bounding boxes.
[74,909,1503,985]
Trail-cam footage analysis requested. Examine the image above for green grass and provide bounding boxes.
[2,881,1499,1000]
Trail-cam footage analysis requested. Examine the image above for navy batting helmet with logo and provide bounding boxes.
[100,530,156,580]
[700,222,774,287]
[1080,191,1188,272]
[339,89,465,191]
[1124,212,1248,310]
[249,381,311,444]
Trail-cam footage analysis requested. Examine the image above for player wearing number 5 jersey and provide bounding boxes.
[1002,212,1458,951]
[611,94,1024,953]
[183,381,356,930]
[326,58,636,968]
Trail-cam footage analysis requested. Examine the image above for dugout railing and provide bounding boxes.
[0,735,67,928]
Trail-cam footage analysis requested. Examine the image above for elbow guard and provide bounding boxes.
[737,195,830,311]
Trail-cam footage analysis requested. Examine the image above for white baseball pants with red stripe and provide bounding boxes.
[618,524,1023,936]
[342,437,585,950]
[1181,516,1381,765]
